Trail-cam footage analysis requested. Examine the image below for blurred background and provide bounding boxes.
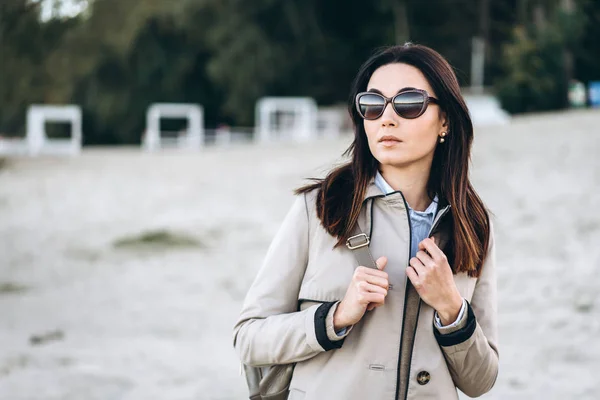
[0,0,599,399]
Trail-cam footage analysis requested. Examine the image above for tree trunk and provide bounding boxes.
[478,0,490,86]
[533,2,547,30]
[562,0,575,106]
[392,0,410,44]
[517,0,529,25]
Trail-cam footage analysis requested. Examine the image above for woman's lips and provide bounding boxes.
[379,136,402,146]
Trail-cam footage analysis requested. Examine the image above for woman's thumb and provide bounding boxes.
[376,256,387,271]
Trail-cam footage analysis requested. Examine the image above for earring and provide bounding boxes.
[439,131,447,143]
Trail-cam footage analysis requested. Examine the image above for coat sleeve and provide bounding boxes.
[233,194,346,367]
[433,220,499,397]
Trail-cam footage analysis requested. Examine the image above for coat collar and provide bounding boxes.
[363,177,384,201]
[362,175,451,213]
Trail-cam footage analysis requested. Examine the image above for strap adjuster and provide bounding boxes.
[346,233,370,250]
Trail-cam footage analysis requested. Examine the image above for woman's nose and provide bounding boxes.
[380,103,398,127]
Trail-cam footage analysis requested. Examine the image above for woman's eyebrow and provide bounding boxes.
[366,87,419,95]
[398,87,417,93]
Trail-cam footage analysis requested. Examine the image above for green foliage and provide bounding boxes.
[41,0,220,144]
[495,3,588,114]
[574,0,600,83]
[495,27,566,113]
[0,0,78,135]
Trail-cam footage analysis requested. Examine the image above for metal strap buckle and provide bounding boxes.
[346,233,370,250]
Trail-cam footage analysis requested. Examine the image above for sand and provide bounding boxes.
[0,109,599,399]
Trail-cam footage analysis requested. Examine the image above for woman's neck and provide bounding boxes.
[379,162,432,212]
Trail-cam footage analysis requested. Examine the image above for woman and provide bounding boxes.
[233,43,498,400]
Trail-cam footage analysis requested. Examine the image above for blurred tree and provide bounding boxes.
[188,0,482,124]
[487,0,519,86]
[0,0,77,135]
[186,0,402,125]
[375,0,410,44]
[48,0,221,144]
[494,0,587,113]
[574,0,600,85]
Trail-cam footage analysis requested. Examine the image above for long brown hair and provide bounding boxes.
[296,44,490,277]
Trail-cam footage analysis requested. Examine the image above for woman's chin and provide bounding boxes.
[375,153,411,168]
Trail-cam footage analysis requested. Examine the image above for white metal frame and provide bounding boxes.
[256,97,318,143]
[144,103,204,152]
[26,105,82,156]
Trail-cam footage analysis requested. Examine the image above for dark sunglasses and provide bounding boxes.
[355,89,439,120]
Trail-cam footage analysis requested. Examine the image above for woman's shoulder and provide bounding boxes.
[290,187,319,225]
[293,180,322,213]
[300,186,320,204]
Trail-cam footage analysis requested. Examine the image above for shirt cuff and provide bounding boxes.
[326,301,352,341]
[434,298,468,334]
[433,301,478,347]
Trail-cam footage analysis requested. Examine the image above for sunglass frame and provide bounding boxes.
[355,89,439,120]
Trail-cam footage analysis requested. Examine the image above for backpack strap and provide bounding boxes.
[345,199,378,269]
[345,231,377,268]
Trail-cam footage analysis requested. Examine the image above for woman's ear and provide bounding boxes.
[439,110,449,133]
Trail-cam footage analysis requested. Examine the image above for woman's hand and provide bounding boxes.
[333,256,389,331]
[407,237,463,325]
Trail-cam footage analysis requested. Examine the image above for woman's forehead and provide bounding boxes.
[367,63,435,97]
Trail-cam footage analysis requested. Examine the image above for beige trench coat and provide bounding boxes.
[233,181,498,399]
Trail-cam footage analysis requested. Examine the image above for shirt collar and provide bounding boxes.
[374,171,438,215]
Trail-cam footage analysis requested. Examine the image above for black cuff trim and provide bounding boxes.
[434,301,477,347]
[314,301,344,351]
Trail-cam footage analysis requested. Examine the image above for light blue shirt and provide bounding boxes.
[374,171,438,258]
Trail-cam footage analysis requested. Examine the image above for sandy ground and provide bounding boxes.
[0,109,599,400]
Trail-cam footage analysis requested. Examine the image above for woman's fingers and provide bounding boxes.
[356,281,387,306]
[359,292,386,305]
[415,250,435,268]
[409,256,427,276]
[358,265,389,279]
[419,237,446,261]
[355,267,389,289]
[367,301,384,311]
[353,257,391,313]
[366,282,388,295]
[406,266,420,288]
[356,281,387,296]
[364,274,389,289]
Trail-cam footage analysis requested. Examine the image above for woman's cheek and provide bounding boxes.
[364,125,379,154]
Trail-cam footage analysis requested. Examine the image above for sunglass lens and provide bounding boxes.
[393,92,426,119]
[358,93,385,119]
